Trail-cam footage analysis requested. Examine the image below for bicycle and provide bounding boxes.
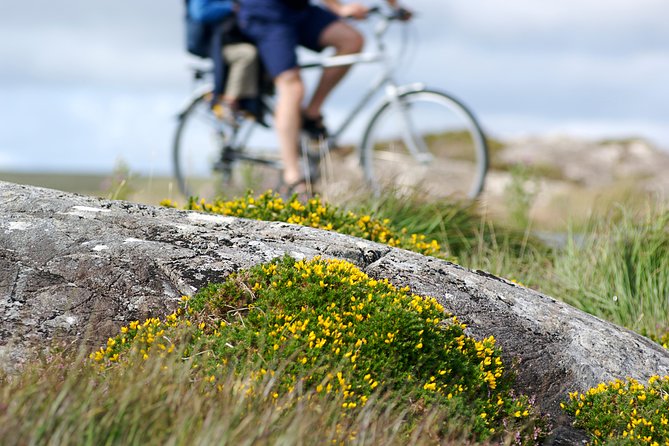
[172,6,489,201]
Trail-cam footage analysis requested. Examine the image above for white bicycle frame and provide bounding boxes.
[298,11,433,163]
[178,9,431,162]
[175,7,489,199]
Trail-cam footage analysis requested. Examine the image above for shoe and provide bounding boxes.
[211,98,242,127]
[302,113,328,139]
[278,177,312,202]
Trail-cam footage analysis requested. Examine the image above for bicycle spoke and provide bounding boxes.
[362,89,488,200]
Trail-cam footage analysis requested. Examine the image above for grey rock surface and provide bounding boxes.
[2,180,669,442]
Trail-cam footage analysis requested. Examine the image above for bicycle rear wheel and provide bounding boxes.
[361,88,488,200]
[172,90,279,201]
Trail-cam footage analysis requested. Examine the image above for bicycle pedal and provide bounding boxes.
[212,160,232,173]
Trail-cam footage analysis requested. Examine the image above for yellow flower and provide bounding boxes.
[423,382,437,391]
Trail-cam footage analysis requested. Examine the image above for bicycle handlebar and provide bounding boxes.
[366,5,412,21]
[355,4,413,44]
[344,5,412,22]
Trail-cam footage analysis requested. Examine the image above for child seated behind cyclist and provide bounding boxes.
[188,0,259,118]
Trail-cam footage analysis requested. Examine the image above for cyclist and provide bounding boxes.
[189,0,260,119]
[237,0,411,195]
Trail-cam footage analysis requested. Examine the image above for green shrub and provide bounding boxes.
[161,191,444,258]
[92,255,546,444]
[348,191,554,292]
[659,333,669,349]
[562,376,669,445]
[352,191,482,257]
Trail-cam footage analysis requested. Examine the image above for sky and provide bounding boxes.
[1,0,668,175]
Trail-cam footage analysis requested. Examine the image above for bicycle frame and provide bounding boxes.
[177,9,426,166]
[175,7,489,199]
[298,10,418,150]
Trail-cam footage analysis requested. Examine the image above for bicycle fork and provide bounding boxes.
[385,85,433,164]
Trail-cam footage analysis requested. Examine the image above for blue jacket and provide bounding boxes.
[186,0,238,97]
[189,0,234,23]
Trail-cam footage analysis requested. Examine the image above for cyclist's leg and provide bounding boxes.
[274,68,305,186]
[239,17,306,187]
[300,10,364,120]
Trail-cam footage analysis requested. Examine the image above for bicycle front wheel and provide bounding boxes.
[361,88,488,200]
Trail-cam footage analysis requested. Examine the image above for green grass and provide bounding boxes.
[2,348,480,445]
[545,206,669,339]
[346,189,669,342]
[3,176,669,445]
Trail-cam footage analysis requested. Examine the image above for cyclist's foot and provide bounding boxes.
[279,177,312,202]
[211,100,240,127]
[302,112,328,139]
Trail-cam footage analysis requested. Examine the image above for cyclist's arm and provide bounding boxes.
[383,1,412,20]
[322,1,410,20]
[321,0,368,19]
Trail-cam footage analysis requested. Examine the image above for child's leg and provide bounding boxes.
[222,43,259,103]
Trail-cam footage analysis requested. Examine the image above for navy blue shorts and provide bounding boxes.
[240,5,339,78]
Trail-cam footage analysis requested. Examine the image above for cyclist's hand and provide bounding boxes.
[338,3,369,20]
[394,6,412,21]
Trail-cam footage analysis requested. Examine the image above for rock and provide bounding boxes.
[495,136,669,189]
[0,182,390,373]
[482,135,669,229]
[2,181,669,442]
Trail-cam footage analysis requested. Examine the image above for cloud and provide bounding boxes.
[438,0,669,54]
[1,0,668,175]
[0,31,188,88]
[0,0,188,88]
